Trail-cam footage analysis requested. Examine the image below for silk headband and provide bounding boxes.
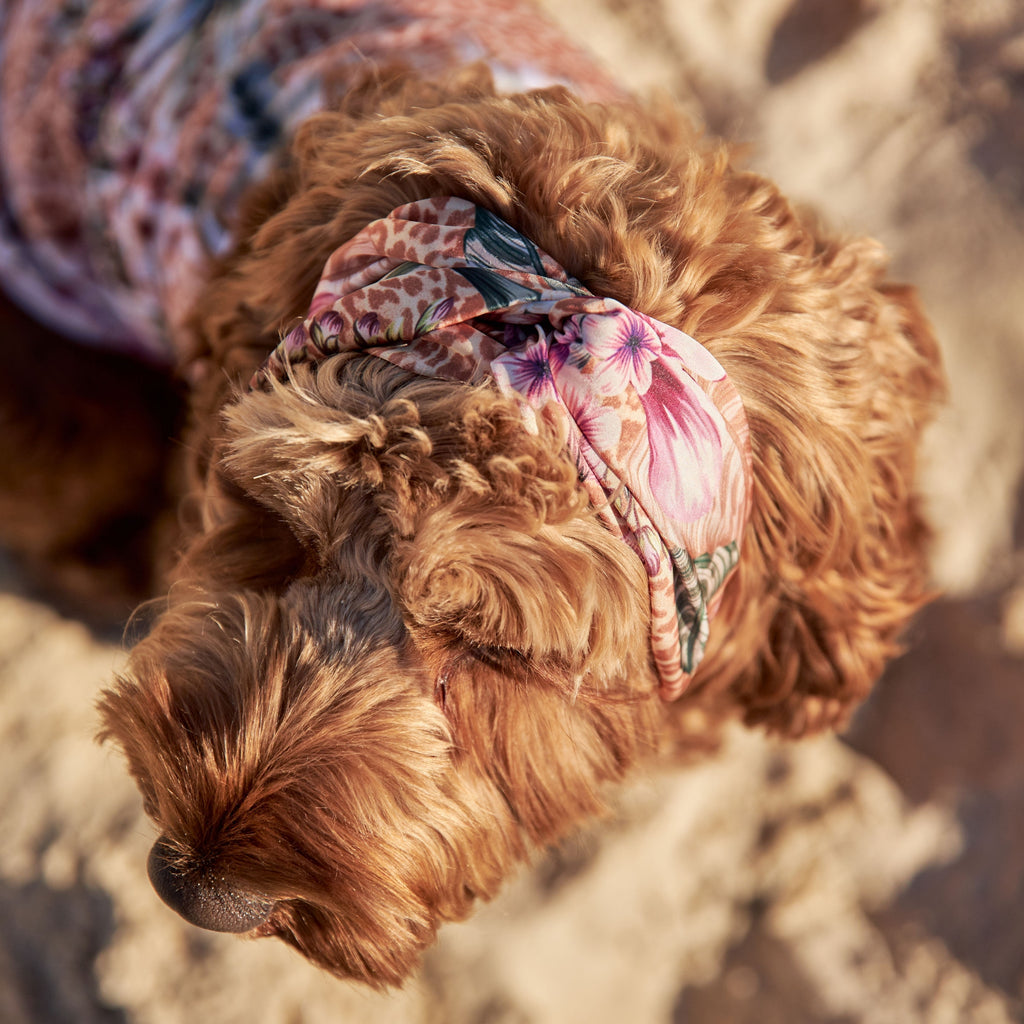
[255,197,752,699]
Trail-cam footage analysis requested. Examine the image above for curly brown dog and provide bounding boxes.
[0,1,943,988]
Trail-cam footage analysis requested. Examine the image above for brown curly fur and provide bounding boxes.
[63,64,942,984]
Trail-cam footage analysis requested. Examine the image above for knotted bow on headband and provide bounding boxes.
[256,197,752,699]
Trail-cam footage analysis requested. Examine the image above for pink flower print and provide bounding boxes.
[309,291,342,317]
[309,311,343,353]
[302,311,342,362]
[492,336,556,402]
[353,312,381,345]
[549,314,590,373]
[283,323,307,355]
[641,358,724,524]
[551,313,582,347]
[414,296,455,336]
[631,524,663,576]
[557,368,622,452]
[317,310,345,338]
[660,325,729,384]
[582,308,663,396]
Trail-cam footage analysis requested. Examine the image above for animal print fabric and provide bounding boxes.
[0,0,622,363]
[258,197,752,698]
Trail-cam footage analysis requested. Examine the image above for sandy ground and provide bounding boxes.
[3,0,1024,1021]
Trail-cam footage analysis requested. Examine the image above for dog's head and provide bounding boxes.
[99,356,660,984]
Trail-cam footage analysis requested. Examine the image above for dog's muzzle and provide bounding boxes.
[147,837,276,933]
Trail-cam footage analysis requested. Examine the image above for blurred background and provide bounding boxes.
[2,0,1023,1020]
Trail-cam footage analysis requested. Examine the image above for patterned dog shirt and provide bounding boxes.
[0,0,621,364]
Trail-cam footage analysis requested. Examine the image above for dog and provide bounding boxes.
[0,0,944,987]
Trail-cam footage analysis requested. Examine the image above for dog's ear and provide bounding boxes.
[387,385,653,691]
[172,457,309,592]
[394,498,649,686]
[214,357,652,686]
[208,360,424,569]
[692,258,945,737]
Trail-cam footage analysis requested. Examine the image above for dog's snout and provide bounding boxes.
[147,837,275,934]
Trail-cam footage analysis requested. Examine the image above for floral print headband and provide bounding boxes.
[256,198,752,699]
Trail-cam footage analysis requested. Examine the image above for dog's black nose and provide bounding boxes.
[147,837,275,933]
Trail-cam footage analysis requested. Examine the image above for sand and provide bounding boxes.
[2,1,1023,1020]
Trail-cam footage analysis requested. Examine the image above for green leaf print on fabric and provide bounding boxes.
[413,297,456,337]
[672,540,740,672]
[464,205,548,276]
[381,261,421,280]
[454,265,541,310]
